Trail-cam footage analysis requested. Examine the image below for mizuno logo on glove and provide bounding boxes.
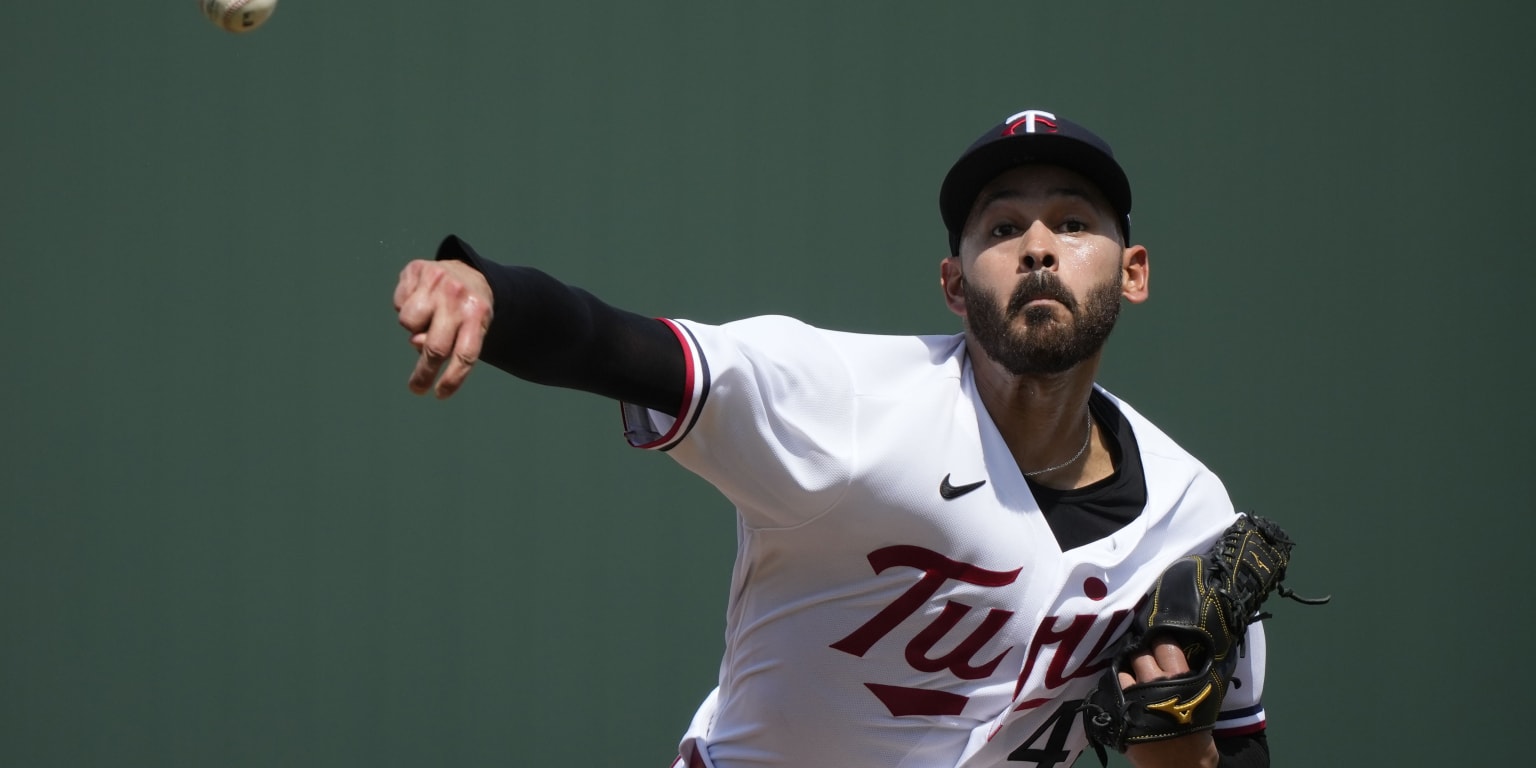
[1144,682,1212,725]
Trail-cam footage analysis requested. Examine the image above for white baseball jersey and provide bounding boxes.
[622,315,1267,768]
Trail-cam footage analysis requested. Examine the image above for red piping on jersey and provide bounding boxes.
[629,318,700,450]
[1214,720,1267,737]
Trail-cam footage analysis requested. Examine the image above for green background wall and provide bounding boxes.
[3,2,1529,766]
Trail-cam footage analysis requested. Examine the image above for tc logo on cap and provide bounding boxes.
[1002,109,1058,136]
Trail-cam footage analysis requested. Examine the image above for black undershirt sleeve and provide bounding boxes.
[1216,731,1269,768]
[435,235,686,415]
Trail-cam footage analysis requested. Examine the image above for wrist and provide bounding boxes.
[1123,732,1218,768]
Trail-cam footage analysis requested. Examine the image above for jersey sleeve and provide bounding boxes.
[620,316,856,529]
[1214,621,1268,737]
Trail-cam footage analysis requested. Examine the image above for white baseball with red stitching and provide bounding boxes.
[198,0,277,34]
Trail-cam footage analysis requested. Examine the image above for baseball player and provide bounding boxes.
[393,109,1277,768]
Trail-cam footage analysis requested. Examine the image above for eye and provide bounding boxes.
[1060,218,1088,234]
[990,222,1021,239]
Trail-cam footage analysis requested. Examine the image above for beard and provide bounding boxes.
[963,269,1123,376]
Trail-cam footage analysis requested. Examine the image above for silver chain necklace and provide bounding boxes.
[1022,410,1094,477]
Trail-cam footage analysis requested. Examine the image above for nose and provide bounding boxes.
[1018,221,1057,272]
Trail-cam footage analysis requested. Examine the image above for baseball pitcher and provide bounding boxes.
[391,109,1323,768]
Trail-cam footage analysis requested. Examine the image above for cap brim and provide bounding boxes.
[939,134,1132,241]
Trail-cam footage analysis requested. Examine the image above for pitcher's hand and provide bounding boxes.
[1120,636,1218,768]
[393,259,493,399]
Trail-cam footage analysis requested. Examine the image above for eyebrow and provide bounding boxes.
[976,186,1097,211]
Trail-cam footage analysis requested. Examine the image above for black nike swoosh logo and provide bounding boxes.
[939,474,987,500]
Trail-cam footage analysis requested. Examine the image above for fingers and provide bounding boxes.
[1152,639,1189,675]
[432,293,490,399]
[1128,651,1165,684]
[1119,635,1192,689]
[394,259,494,398]
[396,261,445,334]
[407,319,450,395]
[393,260,424,311]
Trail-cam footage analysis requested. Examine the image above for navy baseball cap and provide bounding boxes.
[939,109,1132,255]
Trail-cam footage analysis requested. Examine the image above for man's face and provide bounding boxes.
[943,164,1142,376]
[962,262,1123,376]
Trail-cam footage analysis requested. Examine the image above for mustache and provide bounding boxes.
[1006,272,1076,315]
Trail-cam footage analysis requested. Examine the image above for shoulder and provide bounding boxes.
[677,316,966,392]
[1097,385,1237,531]
[819,327,967,394]
[1094,387,1195,463]
[1096,386,1222,481]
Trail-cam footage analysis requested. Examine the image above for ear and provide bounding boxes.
[1120,244,1149,304]
[940,256,967,317]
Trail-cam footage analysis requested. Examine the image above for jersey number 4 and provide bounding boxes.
[1007,698,1081,768]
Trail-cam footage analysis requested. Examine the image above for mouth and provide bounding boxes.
[1009,285,1075,317]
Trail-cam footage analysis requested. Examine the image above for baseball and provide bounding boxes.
[199,0,277,34]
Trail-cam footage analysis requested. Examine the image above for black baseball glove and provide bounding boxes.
[1080,513,1328,762]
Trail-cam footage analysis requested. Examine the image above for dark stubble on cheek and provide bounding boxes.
[964,271,1124,375]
